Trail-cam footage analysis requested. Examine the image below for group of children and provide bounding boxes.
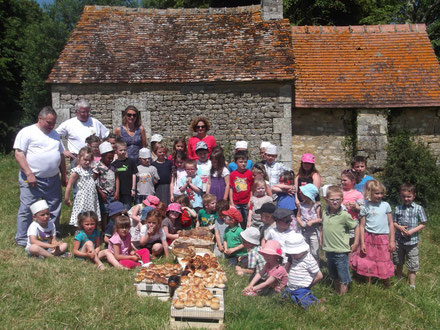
[26,133,427,305]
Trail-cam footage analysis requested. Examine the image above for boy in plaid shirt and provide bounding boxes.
[393,184,427,289]
[236,227,266,280]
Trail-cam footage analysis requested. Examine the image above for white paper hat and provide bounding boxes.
[260,141,271,149]
[151,134,163,142]
[99,141,113,154]
[30,200,49,215]
[139,148,152,159]
[265,144,277,155]
[235,141,248,149]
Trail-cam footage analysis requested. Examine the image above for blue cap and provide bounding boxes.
[300,184,319,201]
[140,206,154,221]
[108,201,125,217]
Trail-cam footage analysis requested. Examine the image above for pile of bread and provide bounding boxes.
[135,263,181,284]
[172,285,221,310]
[182,254,221,270]
[172,245,196,259]
[180,254,227,289]
[178,227,213,241]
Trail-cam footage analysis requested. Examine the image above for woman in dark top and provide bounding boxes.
[295,153,322,205]
[114,106,146,163]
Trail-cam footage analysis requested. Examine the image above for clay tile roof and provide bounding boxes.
[292,24,440,108]
[47,5,294,84]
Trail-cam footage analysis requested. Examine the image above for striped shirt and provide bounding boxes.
[248,246,266,274]
[287,252,320,290]
[394,202,427,245]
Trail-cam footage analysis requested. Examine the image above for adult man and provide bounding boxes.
[14,106,67,246]
[56,99,109,162]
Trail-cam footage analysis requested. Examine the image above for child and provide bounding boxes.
[152,143,173,206]
[223,207,248,266]
[236,227,266,277]
[272,170,297,214]
[322,185,359,294]
[341,169,364,220]
[26,200,69,258]
[136,148,159,204]
[93,141,119,231]
[105,215,150,269]
[150,134,163,161]
[179,159,203,210]
[263,208,295,263]
[351,156,374,195]
[259,141,270,163]
[113,140,138,210]
[65,147,101,227]
[214,200,230,256]
[175,195,197,230]
[229,150,254,229]
[195,141,212,193]
[282,233,323,308]
[393,183,427,288]
[85,134,101,166]
[242,240,287,296]
[162,203,182,244]
[247,179,273,229]
[170,150,188,202]
[206,147,230,202]
[351,180,395,284]
[197,193,218,229]
[139,209,170,258]
[228,141,254,172]
[264,144,288,188]
[72,211,106,270]
[296,184,322,261]
[256,202,277,242]
[106,133,117,152]
[104,201,127,246]
[130,195,160,225]
[168,137,187,162]
[295,153,321,206]
[252,162,272,198]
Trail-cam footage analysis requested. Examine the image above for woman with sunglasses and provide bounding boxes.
[114,106,147,163]
[187,116,217,161]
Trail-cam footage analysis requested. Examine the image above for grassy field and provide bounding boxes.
[0,154,439,329]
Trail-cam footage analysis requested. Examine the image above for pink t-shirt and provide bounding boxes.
[109,232,132,256]
[187,135,217,160]
[342,189,364,220]
[260,263,288,292]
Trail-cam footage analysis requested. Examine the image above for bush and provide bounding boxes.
[383,131,440,208]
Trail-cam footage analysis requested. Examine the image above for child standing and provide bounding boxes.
[136,148,159,204]
[72,211,106,270]
[214,200,230,257]
[206,147,230,202]
[322,185,359,294]
[162,203,183,244]
[113,140,138,210]
[228,141,254,172]
[295,153,321,206]
[264,144,288,188]
[393,184,427,288]
[152,143,173,206]
[351,156,374,195]
[229,150,254,229]
[179,159,203,210]
[168,137,187,163]
[272,170,297,214]
[242,240,288,296]
[283,233,323,308]
[236,227,266,277]
[175,195,197,230]
[105,215,150,269]
[26,200,69,258]
[247,179,273,229]
[252,162,272,198]
[195,141,212,194]
[139,209,170,258]
[85,134,101,166]
[197,193,218,229]
[351,180,395,284]
[296,184,322,261]
[170,150,187,202]
[223,207,248,266]
[65,147,101,227]
[93,141,119,231]
[263,208,295,263]
[341,169,364,221]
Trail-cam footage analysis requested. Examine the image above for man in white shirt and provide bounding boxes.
[56,99,109,162]
[14,107,67,246]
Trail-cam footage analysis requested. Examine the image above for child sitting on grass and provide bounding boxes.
[139,209,169,259]
[197,193,218,230]
[72,211,106,270]
[256,202,276,242]
[223,207,248,266]
[162,203,183,244]
[282,233,323,309]
[104,201,127,246]
[236,227,266,278]
[175,195,197,230]
[26,200,69,258]
[242,240,287,296]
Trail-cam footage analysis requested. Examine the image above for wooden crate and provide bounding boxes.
[134,281,170,301]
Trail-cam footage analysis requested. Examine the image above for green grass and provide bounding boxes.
[1,154,439,329]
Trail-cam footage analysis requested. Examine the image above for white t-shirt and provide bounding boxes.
[56,117,109,154]
[26,221,56,252]
[287,251,320,290]
[212,167,230,178]
[13,124,63,178]
[264,227,294,263]
[140,225,166,244]
[197,159,212,192]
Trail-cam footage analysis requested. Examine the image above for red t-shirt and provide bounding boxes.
[187,135,217,160]
[230,170,253,204]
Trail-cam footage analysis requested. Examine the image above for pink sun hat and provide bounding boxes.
[167,203,182,214]
[258,240,283,257]
[301,153,315,164]
[142,195,160,208]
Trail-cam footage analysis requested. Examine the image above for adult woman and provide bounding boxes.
[114,106,146,163]
[187,117,217,160]
[295,153,322,205]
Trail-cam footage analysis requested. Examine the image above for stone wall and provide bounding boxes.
[51,82,292,166]
[291,108,354,185]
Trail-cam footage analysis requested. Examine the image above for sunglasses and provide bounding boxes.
[126,113,137,118]
[277,218,292,223]
[196,125,206,129]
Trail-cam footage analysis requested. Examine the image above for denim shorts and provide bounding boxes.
[326,252,351,284]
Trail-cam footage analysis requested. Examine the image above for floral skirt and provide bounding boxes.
[350,232,394,279]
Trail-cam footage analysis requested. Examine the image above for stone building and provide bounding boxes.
[47,1,440,184]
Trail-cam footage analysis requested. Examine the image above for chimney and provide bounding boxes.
[261,0,283,21]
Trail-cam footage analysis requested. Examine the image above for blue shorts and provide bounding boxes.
[326,252,351,284]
